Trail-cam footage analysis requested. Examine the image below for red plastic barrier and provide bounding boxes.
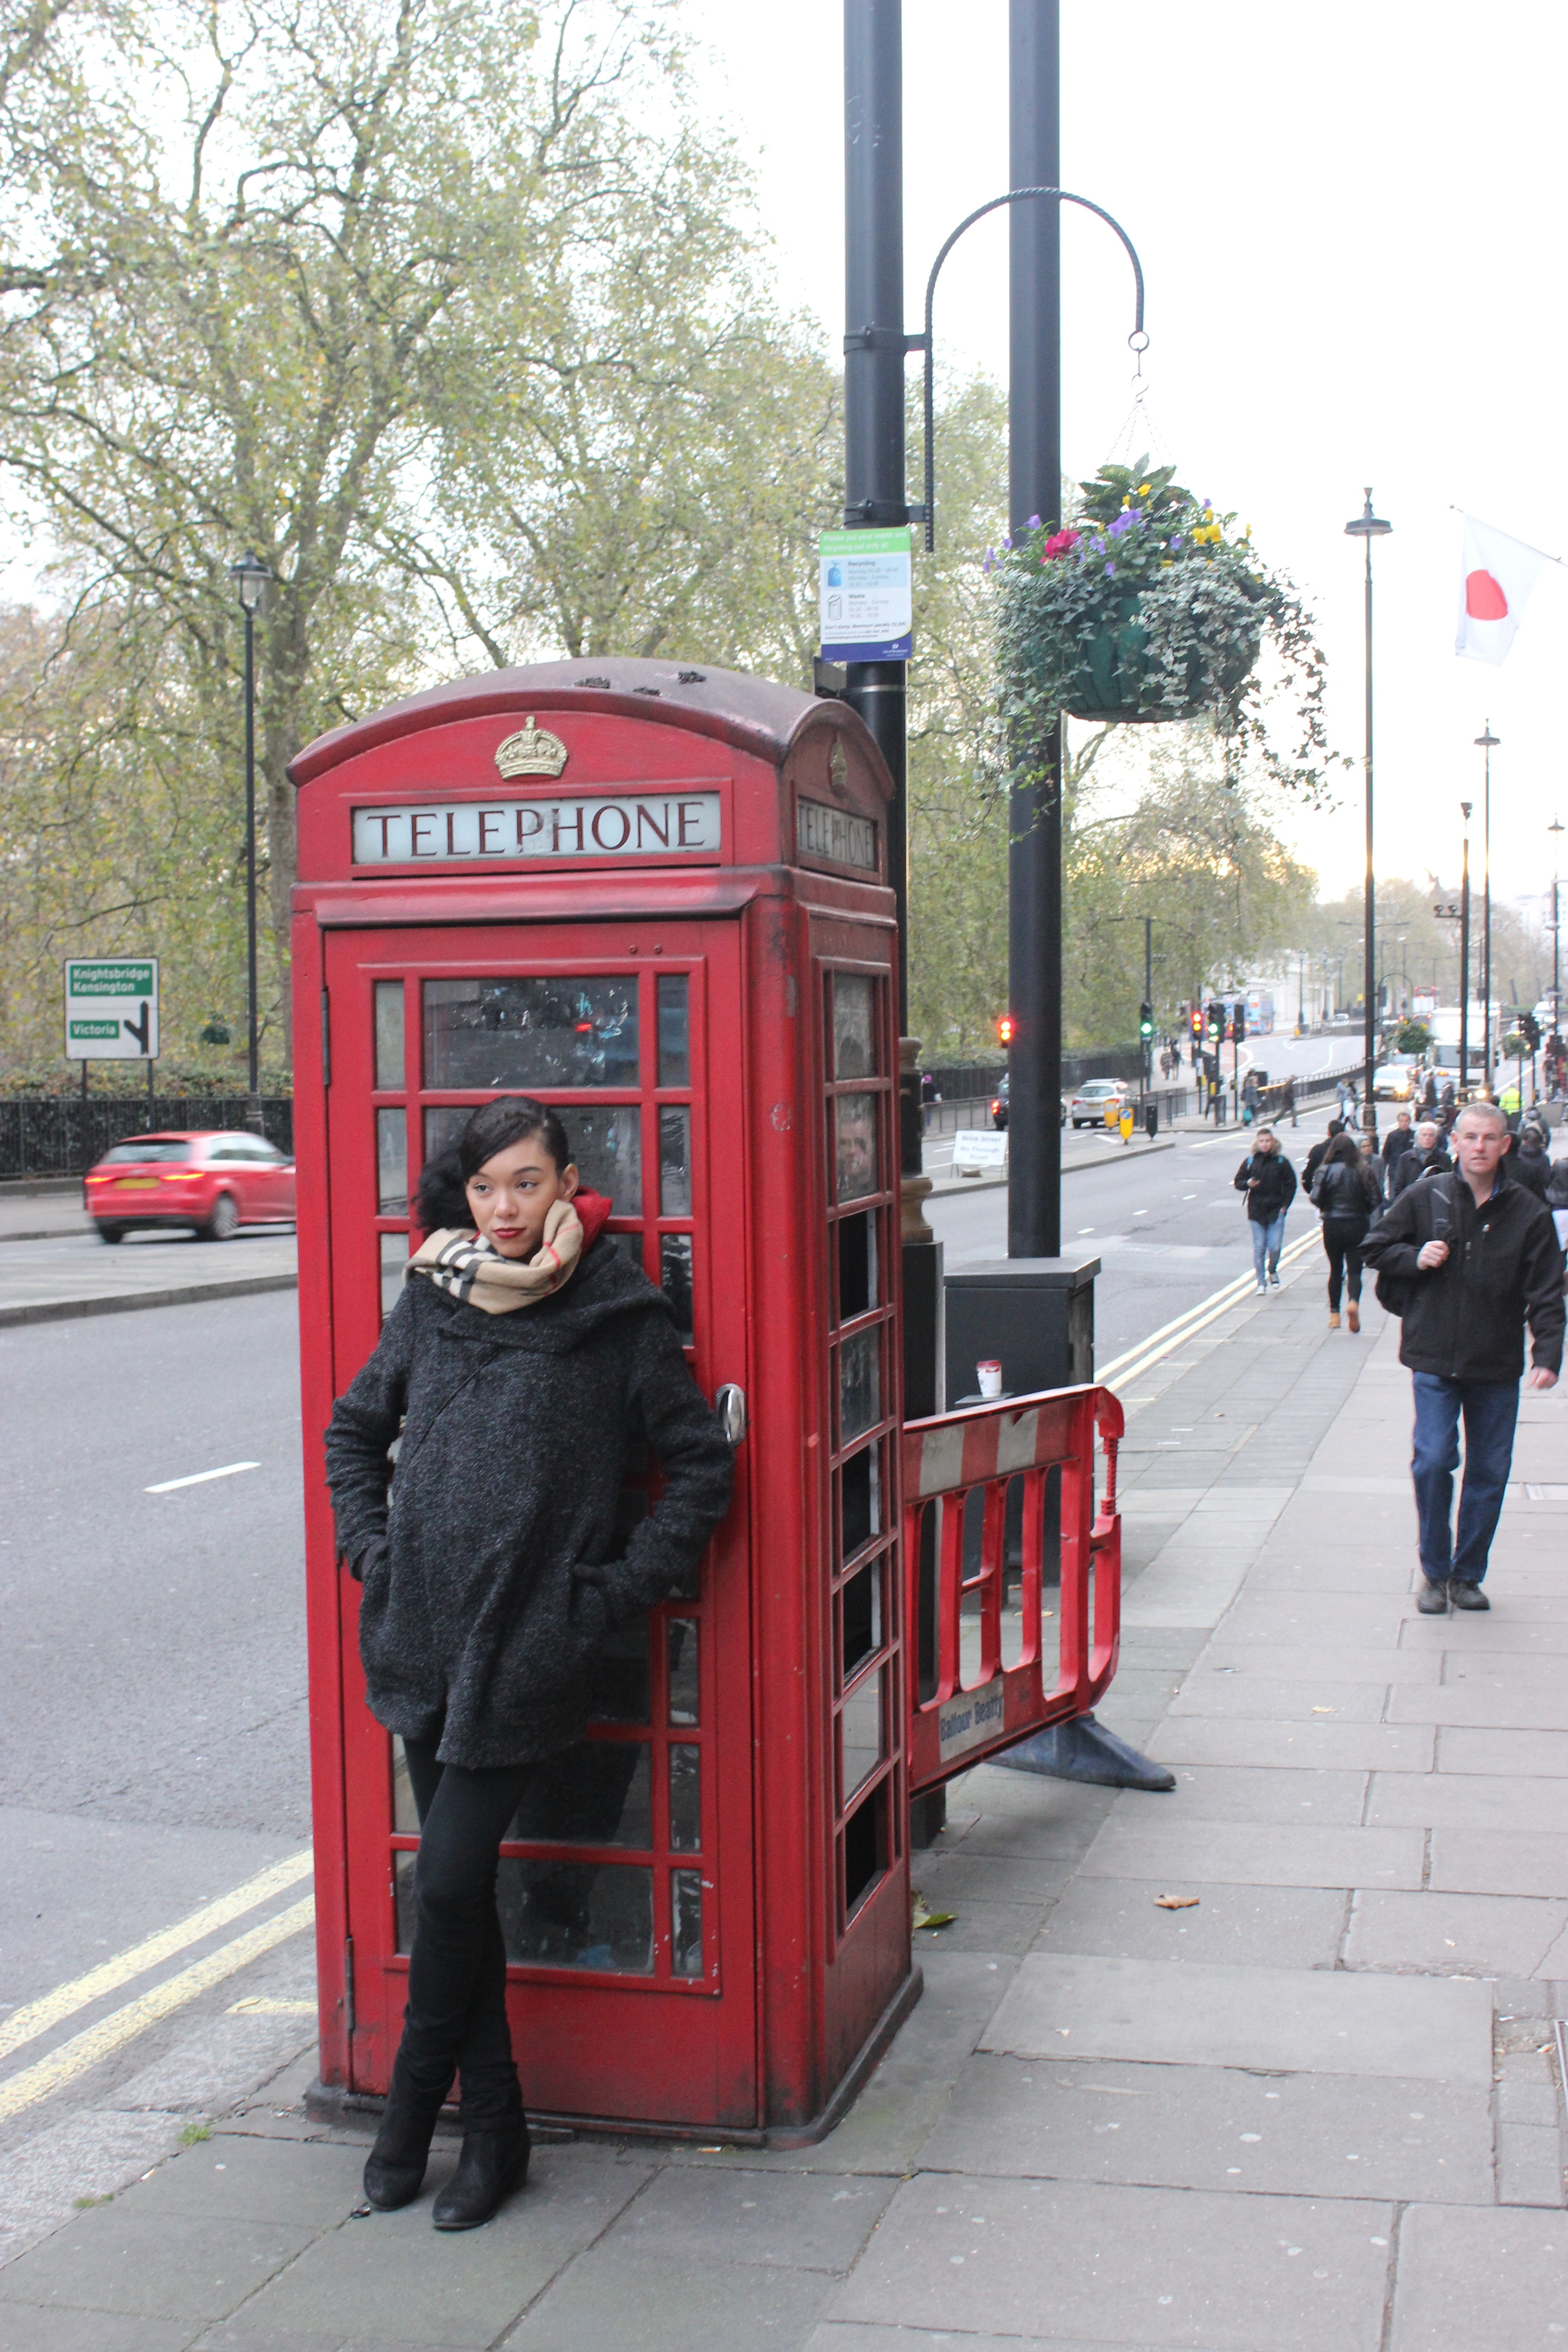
[901,1384,1125,1794]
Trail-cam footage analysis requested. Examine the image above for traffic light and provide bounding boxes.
[1138,1002,1155,1042]
[1520,1010,1542,1051]
[1233,999,1247,1042]
[1188,1004,1202,1040]
[1205,999,1224,1042]
[995,1012,1014,1047]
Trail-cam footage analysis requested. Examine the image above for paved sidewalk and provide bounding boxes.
[3,1254,1565,2348]
[0,1227,297,1325]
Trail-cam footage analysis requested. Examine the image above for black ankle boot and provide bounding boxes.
[431,2116,530,2230]
[363,2077,448,2211]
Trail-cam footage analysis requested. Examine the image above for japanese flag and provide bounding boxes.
[1456,514,1550,665]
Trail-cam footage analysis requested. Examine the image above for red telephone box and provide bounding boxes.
[290,660,916,2143]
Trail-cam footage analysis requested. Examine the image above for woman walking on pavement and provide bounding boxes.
[324,1098,733,2230]
[1310,1130,1380,1330]
[1234,1126,1297,1293]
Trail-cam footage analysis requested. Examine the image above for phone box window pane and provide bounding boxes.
[667,1618,699,1725]
[836,1210,877,1322]
[392,1735,418,1833]
[834,1093,877,1202]
[843,1780,887,1917]
[657,974,690,1086]
[669,1744,701,1851]
[381,1230,410,1318]
[507,1740,651,1848]
[840,1666,885,1808]
[497,1858,654,1974]
[374,981,405,1092]
[833,973,876,1078]
[840,1557,882,1683]
[839,1327,881,1446]
[423,977,638,1090]
[840,1442,881,1559]
[660,1105,692,1216]
[587,1615,651,1725]
[660,1232,694,1340]
[671,1869,703,1978]
[423,1103,640,1212]
[376,1108,408,1214]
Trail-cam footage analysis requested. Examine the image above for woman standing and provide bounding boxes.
[1310,1130,1380,1331]
[325,1098,733,2229]
[1233,1126,1297,1293]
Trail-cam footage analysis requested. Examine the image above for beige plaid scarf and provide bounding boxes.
[406,1195,586,1315]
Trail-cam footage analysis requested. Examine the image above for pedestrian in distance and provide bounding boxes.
[1233,1125,1297,1293]
[1282,1073,1298,1128]
[1241,1069,1260,1126]
[1439,1078,1457,1125]
[324,1097,733,2228]
[1358,1130,1387,1204]
[1421,1070,1439,1114]
[1546,1152,1568,1216]
[1381,1109,1416,1176]
[1391,1118,1453,1199]
[1310,1131,1380,1330]
[1510,1121,1552,1202]
[1304,1118,1345,1192]
[1363,1100,1564,1613]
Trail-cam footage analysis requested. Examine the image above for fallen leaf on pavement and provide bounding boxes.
[912,1891,956,1931]
[1154,1894,1199,1910]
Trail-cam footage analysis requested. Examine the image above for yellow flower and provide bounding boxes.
[1138,482,1152,494]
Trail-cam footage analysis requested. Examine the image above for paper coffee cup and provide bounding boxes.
[977,1360,1003,1399]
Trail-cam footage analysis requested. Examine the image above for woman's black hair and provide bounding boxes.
[1323,1131,1362,1170]
[415,1096,574,1231]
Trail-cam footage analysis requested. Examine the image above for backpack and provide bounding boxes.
[1374,1177,1453,1317]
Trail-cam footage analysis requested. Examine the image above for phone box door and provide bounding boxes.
[320,918,756,2129]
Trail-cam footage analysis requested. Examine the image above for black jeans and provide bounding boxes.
[396,1737,535,2131]
[1322,1216,1369,1311]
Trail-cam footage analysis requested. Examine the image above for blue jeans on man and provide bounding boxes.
[1251,1212,1286,1288]
[1411,1372,1520,1585]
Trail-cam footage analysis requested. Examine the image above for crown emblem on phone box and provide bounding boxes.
[495,718,568,779]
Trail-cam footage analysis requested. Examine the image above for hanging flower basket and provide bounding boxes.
[992,458,1332,788]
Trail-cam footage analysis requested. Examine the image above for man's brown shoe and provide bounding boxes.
[1347,1302,1360,1333]
[1416,1580,1449,1614]
[1451,1582,1490,1611]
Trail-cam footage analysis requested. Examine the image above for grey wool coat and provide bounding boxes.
[324,1240,734,1769]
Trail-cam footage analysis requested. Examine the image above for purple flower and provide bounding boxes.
[1002,536,1012,551]
[1104,561,1116,577]
[1027,514,1041,529]
[1169,534,1183,549]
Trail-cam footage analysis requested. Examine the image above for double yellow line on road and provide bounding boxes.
[1100,1229,1319,1393]
[0,1848,314,2125]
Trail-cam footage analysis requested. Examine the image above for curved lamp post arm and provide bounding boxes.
[921,188,1147,553]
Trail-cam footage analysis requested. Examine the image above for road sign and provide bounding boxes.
[951,1128,1007,1174]
[818,527,913,662]
[65,958,159,1059]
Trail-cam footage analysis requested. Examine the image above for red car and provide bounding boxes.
[83,1130,296,1242]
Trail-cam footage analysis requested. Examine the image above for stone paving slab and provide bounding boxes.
[1387,2203,1568,2348]
[1032,1876,1349,1970]
[921,2052,1493,2203]
[826,2173,1395,2351]
[980,1952,1493,2080]
[1080,1817,1426,1892]
[1342,1890,1568,1978]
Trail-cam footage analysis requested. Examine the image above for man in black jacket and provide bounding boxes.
[1303,1120,1345,1190]
[1380,1110,1416,1175]
[1390,1119,1453,1198]
[1363,1101,1564,1614]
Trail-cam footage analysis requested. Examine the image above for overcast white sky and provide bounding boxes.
[682,0,1568,909]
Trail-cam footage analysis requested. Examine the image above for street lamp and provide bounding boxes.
[1345,489,1392,1140]
[230,549,271,1131]
[1459,800,1473,1094]
[1475,723,1500,1088]
[1550,815,1564,1083]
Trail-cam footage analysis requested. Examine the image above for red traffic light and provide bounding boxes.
[995,1013,1015,1046]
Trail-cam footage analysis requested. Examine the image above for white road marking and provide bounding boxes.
[0,1850,314,2067]
[145,1461,260,1493]
[0,1897,315,2124]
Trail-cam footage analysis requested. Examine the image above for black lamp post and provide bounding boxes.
[1550,815,1564,1056]
[1459,800,1473,1094]
[231,549,271,1131]
[1475,723,1499,1091]
[1344,489,1392,1140]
